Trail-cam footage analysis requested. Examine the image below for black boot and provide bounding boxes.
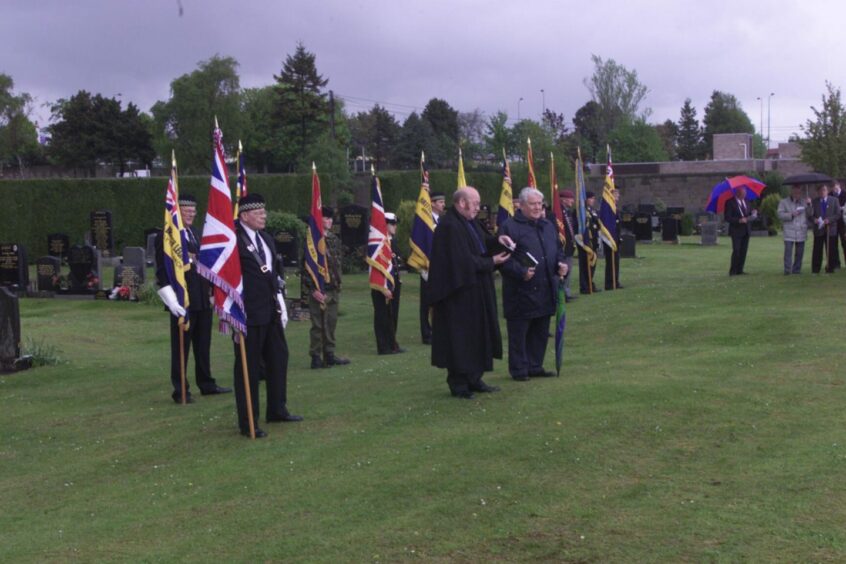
[310,355,324,369]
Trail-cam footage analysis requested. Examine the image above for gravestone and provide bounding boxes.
[36,256,62,292]
[0,287,32,372]
[339,204,369,248]
[621,211,635,234]
[694,213,713,235]
[701,222,718,246]
[90,210,114,258]
[274,229,300,267]
[122,246,147,284]
[662,217,679,243]
[634,214,652,242]
[66,244,98,294]
[47,233,70,262]
[620,232,636,258]
[113,265,143,300]
[144,228,160,267]
[0,244,29,291]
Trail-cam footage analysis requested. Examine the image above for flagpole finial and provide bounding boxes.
[171,149,176,168]
[459,146,463,157]
[527,137,532,146]
[214,115,219,129]
[502,147,506,160]
[239,139,243,152]
[370,164,375,175]
[421,150,425,162]
[312,161,316,171]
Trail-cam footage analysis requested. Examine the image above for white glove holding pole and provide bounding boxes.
[157,285,187,317]
[277,293,288,329]
[420,269,429,282]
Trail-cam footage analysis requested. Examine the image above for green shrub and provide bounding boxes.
[760,193,782,231]
[680,213,694,236]
[265,210,307,239]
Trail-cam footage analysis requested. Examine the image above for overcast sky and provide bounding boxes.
[3,0,844,145]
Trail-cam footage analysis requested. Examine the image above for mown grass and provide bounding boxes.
[3,235,846,562]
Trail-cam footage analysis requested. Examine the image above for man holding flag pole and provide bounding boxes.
[408,152,437,345]
[598,146,622,290]
[367,168,401,355]
[156,151,229,404]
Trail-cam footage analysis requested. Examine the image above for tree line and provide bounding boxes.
[1,45,844,180]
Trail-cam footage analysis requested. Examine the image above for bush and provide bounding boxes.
[760,193,782,231]
[680,213,694,236]
[265,210,306,240]
[394,199,418,261]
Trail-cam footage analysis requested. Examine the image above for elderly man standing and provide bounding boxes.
[428,187,513,399]
[777,184,812,274]
[499,188,568,381]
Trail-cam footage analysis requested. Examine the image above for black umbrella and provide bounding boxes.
[783,172,833,185]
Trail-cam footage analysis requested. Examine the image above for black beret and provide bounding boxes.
[238,193,265,212]
[321,206,335,217]
[178,193,197,207]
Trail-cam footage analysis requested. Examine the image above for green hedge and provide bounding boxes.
[0,167,550,257]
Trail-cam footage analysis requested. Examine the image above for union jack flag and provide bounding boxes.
[367,171,394,297]
[197,120,247,334]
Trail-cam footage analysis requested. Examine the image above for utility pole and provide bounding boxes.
[767,92,775,149]
[329,90,336,140]
[756,96,763,141]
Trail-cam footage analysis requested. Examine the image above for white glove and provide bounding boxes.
[157,285,187,317]
[277,293,288,329]
[420,269,429,282]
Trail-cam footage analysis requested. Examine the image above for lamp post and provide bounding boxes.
[767,92,775,149]
[540,89,545,117]
[518,97,524,121]
[756,96,763,141]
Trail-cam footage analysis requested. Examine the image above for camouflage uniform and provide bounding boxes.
[305,230,343,359]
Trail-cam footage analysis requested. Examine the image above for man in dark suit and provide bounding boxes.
[832,181,846,268]
[372,212,406,355]
[233,193,301,439]
[155,193,230,404]
[604,188,623,290]
[810,184,841,274]
[724,186,755,276]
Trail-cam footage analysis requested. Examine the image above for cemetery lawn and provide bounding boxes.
[4,235,846,562]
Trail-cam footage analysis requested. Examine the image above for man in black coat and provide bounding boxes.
[499,188,568,381]
[604,188,623,290]
[724,186,755,276]
[155,193,230,404]
[233,193,301,439]
[420,192,445,344]
[427,187,513,399]
[557,189,578,303]
[810,184,841,274]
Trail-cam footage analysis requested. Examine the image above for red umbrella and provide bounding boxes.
[705,175,767,213]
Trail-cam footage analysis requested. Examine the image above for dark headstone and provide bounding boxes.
[122,246,147,284]
[113,265,143,300]
[0,287,31,372]
[36,256,62,292]
[90,210,114,258]
[620,232,636,258]
[662,216,679,243]
[0,244,28,291]
[66,244,98,294]
[144,228,160,267]
[274,229,300,267]
[47,233,70,262]
[339,204,369,248]
[621,211,635,234]
[634,214,653,242]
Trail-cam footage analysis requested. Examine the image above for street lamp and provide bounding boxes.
[756,96,763,140]
[518,97,524,121]
[540,89,545,117]
[767,93,775,149]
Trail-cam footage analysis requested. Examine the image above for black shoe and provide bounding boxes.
[451,390,476,399]
[471,382,500,393]
[267,413,303,422]
[579,289,591,295]
[240,427,267,438]
[327,354,350,366]
[310,355,324,369]
[529,370,556,378]
[512,374,530,382]
[201,385,232,395]
[592,285,602,293]
[172,395,194,404]
[615,284,624,289]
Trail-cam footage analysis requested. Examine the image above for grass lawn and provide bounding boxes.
[3,235,846,562]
